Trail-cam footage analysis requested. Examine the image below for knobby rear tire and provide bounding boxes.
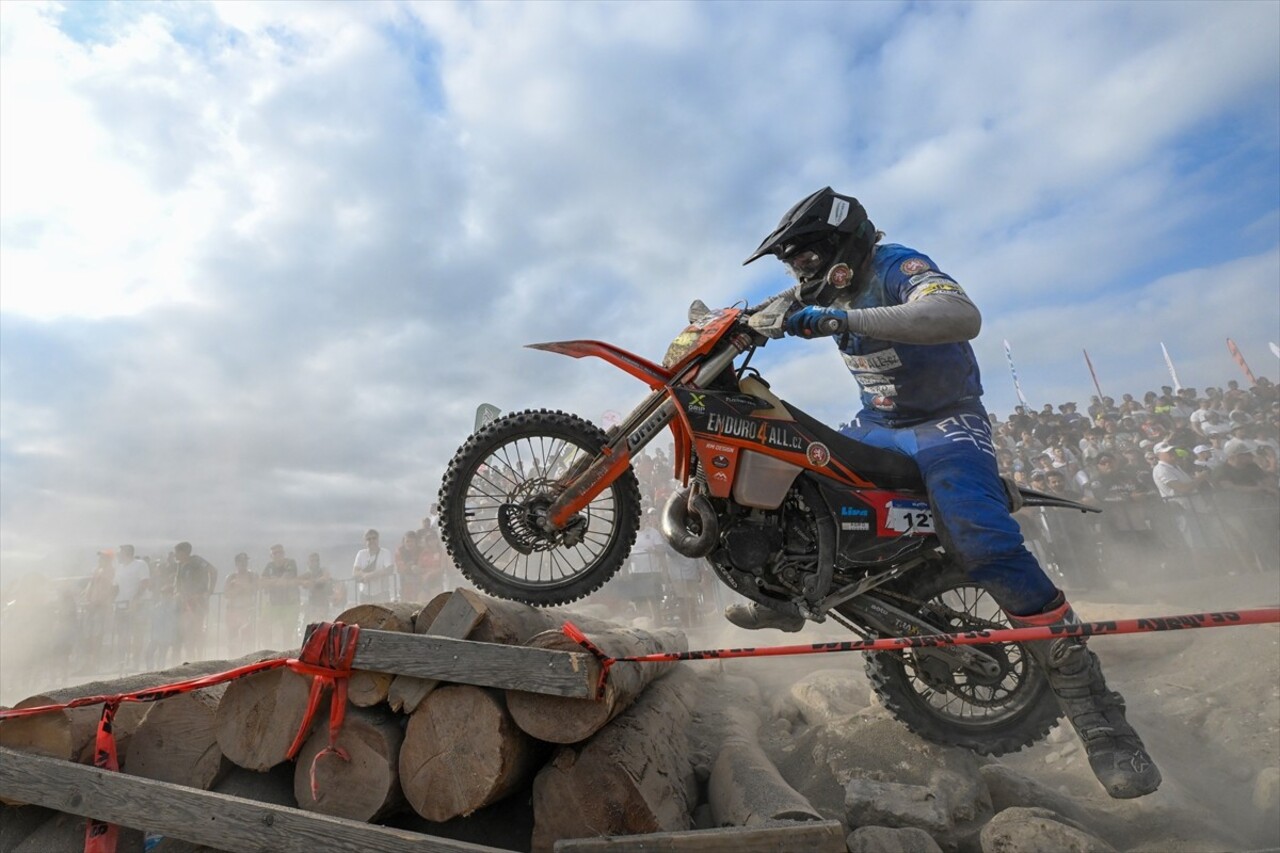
[437,408,642,606]
[862,562,1063,756]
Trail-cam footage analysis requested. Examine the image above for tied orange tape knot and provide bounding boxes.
[561,621,616,699]
[285,621,361,801]
[0,622,363,853]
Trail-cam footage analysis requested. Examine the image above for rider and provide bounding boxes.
[735,187,1161,800]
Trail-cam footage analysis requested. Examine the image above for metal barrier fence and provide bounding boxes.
[2,494,1274,699]
[1019,492,1279,591]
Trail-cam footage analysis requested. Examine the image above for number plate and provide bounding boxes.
[886,499,935,534]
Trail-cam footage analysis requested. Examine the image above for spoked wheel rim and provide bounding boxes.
[900,584,1041,728]
[459,432,626,591]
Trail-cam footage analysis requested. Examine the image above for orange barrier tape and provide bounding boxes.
[563,605,1280,687]
[0,621,361,853]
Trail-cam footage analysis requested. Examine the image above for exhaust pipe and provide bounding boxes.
[660,487,719,558]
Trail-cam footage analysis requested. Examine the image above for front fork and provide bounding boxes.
[545,341,745,528]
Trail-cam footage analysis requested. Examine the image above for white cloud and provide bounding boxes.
[0,0,1276,582]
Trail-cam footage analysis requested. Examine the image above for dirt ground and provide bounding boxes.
[692,568,1280,852]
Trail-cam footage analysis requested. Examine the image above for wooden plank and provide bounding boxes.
[388,591,488,713]
[0,746,507,853]
[552,820,847,853]
[352,629,597,699]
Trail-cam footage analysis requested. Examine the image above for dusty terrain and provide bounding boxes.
[687,569,1280,852]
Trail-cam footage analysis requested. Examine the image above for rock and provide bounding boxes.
[978,806,1116,853]
[978,765,1117,838]
[845,777,953,834]
[846,824,943,853]
[787,669,869,725]
[770,717,992,846]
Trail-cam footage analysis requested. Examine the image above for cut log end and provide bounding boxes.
[400,684,538,822]
[214,668,321,772]
[293,705,405,822]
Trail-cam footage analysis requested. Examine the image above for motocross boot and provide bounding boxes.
[724,601,805,632]
[1009,593,1162,799]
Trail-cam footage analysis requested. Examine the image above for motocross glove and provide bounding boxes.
[785,305,848,338]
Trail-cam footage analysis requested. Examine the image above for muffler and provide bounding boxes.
[660,487,719,558]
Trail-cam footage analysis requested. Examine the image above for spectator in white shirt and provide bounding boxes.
[353,529,396,603]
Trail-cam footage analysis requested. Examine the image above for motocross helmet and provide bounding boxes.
[743,187,876,304]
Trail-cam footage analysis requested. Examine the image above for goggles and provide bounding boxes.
[783,248,827,277]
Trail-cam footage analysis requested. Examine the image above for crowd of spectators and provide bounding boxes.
[983,378,1279,589]
[0,516,461,696]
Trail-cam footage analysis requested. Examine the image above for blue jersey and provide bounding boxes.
[836,243,984,426]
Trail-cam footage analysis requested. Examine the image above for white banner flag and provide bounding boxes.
[1160,342,1182,393]
[1004,339,1031,409]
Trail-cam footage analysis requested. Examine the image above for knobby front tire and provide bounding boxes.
[437,408,642,606]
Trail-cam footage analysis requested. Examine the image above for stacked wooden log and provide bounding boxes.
[0,588,828,853]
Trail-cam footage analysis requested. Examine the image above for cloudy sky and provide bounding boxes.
[2,0,1277,581]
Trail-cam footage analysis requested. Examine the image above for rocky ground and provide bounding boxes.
[683,569,1280,853]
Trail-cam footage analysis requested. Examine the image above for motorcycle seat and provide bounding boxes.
[786,405,926,492]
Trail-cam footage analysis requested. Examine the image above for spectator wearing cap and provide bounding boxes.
[1214,441,1280,563]
[1089,453,1133,500]
[1199,407,1232,438]
[1151,441,1213,550]
[1227,420,1257,455]
[354,529,395,603]
[1192,444,1222,472]
[1113,416,1139,445]
[1215,442,1276,496]
[261,544,299,649]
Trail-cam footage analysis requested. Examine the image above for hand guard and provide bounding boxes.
[746,295,794,340]
[784,305,848,338]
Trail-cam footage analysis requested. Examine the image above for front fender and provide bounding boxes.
[527,340,673,390]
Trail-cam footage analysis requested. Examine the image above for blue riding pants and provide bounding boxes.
[841,403,1058,616]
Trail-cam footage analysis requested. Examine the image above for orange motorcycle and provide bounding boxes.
[438,293,1093,754]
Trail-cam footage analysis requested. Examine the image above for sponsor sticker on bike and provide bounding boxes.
[885,499,935,534]
[806,442,831,467]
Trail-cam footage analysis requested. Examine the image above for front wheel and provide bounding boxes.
[860,562,1063,756]
[437,409,642,605]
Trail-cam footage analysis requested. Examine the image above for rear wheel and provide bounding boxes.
[437,409,642,605]
[861,563,1062,756]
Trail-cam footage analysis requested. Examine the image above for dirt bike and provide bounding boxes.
[437,291,1097,755]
